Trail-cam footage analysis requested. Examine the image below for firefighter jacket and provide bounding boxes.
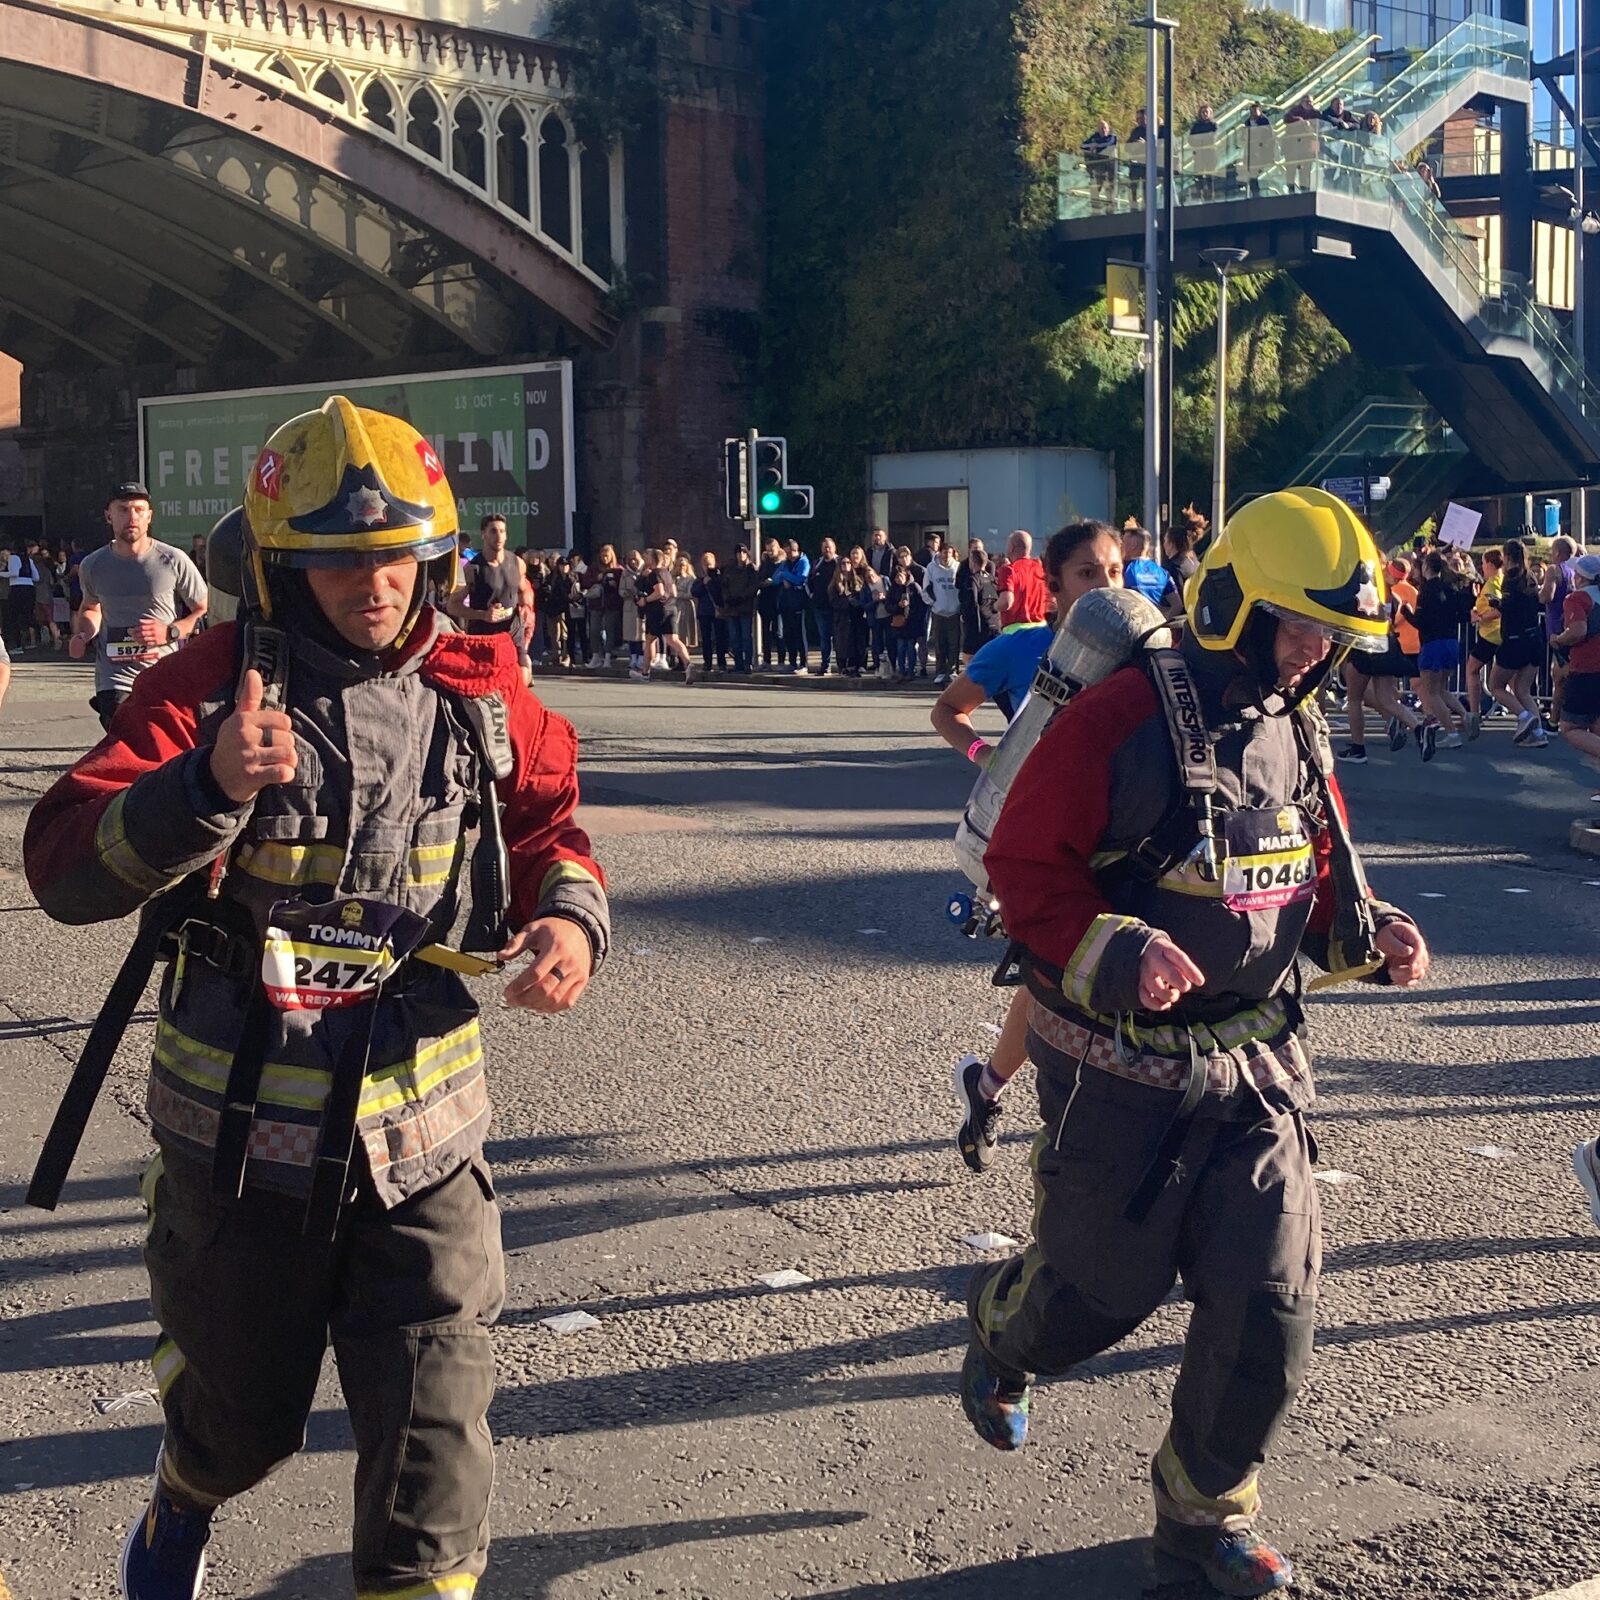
[25,612,609,1208]
[985,634,1411,1115]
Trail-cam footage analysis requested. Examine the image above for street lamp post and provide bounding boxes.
[1200,246,1250,537]
[1135,12,1178,543]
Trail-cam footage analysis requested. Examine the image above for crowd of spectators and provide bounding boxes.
[1,537,84,652]
[454,520,1135,687]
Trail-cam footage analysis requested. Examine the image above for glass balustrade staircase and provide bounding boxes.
[1053,16,1600,492]
[1229,398,1473,543]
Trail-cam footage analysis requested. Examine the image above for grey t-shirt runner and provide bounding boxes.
[78,541,207,695]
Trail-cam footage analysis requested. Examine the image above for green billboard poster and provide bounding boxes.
[139,361,575,550]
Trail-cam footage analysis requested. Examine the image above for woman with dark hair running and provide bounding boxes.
[1485,538,1551,748]
[930,521,1124,1173]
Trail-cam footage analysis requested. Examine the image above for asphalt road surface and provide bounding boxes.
[2,655,1599,1600]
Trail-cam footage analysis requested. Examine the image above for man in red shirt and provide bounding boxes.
[1553,553,1600,774]
[993,529,1048,628]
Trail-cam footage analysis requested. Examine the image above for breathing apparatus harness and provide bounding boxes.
[1024,624,1382,1223]
[28,602,520,1239]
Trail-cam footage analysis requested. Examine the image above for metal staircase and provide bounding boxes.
[1052,15,1600,492]
[1230,398,1471,543]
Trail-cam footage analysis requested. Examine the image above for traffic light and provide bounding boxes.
[751,436,814,520]
[723,438,749,520]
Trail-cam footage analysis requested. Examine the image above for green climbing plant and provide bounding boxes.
[760,0,1407,537]
[548,0,688,147]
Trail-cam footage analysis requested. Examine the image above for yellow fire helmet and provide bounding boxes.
[242,395,459,621]
[1186,486,1389,655]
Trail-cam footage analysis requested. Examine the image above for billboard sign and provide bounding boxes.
[138,361,575,550]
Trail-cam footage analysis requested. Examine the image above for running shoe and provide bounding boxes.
[953,1054,1003,1172]
[794,666,810,676]
[683,661,698,685]
[1513,713,1539,746]
[1576,1140,1600,1229]
[628,668,648,682]
[1153,1516,1294,1597]
[1467,711,1483,741]
[1441,731,1465,750]
[1387,717,1408,752]
[958,1337,1031,1451]
[1336,745,1368,765]
[120,1464,211,1600]
[1525,731,1550,749]
[1418,722,1438,763]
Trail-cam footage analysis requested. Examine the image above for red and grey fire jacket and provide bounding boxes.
[985,650,1411,1113]
[25,611,609,1207]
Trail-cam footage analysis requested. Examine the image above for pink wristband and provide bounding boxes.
[967,737,989,765]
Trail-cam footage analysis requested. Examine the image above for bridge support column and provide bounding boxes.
[1500,0,1535,288]
[1497,0,1536,286]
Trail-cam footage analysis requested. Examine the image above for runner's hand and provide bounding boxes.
[209,668,296,803]
[1375,920,1429,987]
[1138,936,1205,1012]
[67,634,87,660]
[500,917,592,1012]
[132,617,169,647]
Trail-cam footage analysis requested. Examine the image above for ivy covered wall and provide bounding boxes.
[760,0,1408,536]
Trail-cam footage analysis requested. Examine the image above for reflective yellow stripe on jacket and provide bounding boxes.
[154,1017,482,1121]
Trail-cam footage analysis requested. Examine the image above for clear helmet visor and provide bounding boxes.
[1258,599,1389,655]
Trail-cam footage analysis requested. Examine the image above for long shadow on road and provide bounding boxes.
[254,1511,871,1600]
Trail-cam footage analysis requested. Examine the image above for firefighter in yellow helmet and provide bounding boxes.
[26,396,611,1600]
[959,487,1429,1596]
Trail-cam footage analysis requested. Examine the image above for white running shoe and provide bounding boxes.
[1574,1140,1600,1229]
[628,668,648,682]
[1441,731,1465,749]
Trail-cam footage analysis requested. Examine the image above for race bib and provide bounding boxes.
[104,625,161,661]
[261,896,431,1011]
[1220,807,1316,913]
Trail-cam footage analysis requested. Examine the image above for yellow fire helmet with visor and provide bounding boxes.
[241,395,459,627]
[1185,485,1390,657]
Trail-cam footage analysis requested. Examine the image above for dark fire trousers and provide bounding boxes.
[143,1144,504,1597]
[968,1035,1320,1525]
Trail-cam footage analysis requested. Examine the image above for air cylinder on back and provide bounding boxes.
[953,586,1172,897]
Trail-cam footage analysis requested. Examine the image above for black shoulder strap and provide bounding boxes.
[1122,650,1223,885]
[1294,706,1378,957]
[28,879,204,1210]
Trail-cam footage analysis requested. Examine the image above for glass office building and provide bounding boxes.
[1250,0,1500,47]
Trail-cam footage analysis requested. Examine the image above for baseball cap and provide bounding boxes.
[1573,553,1600,581]
[108,481,151,505]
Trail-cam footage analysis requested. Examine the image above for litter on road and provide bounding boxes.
[92,1390,158,1415]
[961,1231,1019,1251]
[1315,1170,1364,1186]
[540,1311,602,1335]
[1465,1144,1517,1160]
[757,1270,813,1289]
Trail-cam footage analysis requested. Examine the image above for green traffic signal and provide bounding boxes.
[759,490,783,513]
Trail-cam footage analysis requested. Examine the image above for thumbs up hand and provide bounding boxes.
[209,668,297,804]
